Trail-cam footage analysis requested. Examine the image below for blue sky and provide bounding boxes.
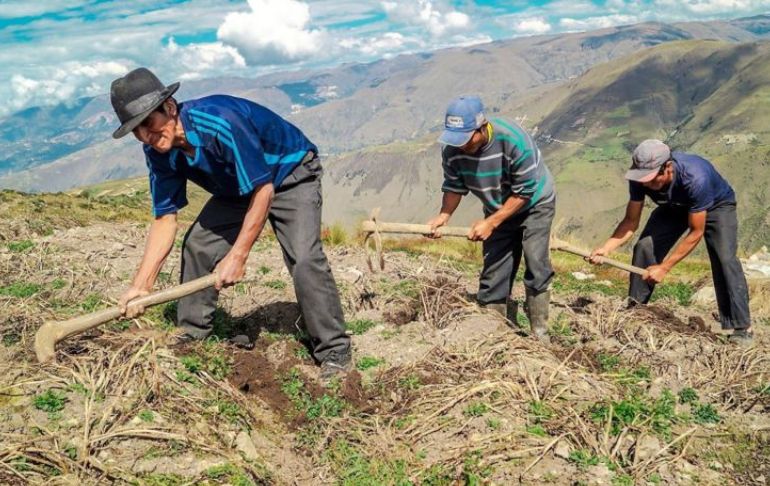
[0,0,768,116]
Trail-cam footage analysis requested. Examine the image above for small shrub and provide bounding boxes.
[463,402,489,418]
[180,355,203,373]
[486,418,502,430]
[568,449,601,469]
[692,403,721,424]
[80,293,104,312]
[598,353,621,372]
[528,401,553,422]
[321,223,349,246]
[678,387,699,404]
[34,390,67,413]
[398,374,422,391]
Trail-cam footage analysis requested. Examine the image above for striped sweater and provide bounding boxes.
[441,117,555,214]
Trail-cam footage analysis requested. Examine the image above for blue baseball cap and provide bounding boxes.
[438,95,486,147]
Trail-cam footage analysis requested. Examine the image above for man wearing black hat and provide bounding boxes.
[110,67,352,379]
[589,139,752,345]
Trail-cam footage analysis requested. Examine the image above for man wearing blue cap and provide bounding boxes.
[109,67,352,380]
[427,95,556,342]
[589,139,752,345]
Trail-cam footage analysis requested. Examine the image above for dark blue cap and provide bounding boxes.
[438,95,486,147]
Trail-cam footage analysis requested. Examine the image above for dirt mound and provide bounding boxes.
[639,304,720,341]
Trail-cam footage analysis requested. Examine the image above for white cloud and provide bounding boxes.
[0,0,82,18]
[7,61,129,113]
[515,17,552,35]
[654,0,770,15]
[217,0,326,64]
[339,32,411,56]
[163,38,246,80]
[560,14,641,31]
[382,0,470,37]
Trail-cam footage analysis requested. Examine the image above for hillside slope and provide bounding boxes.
[3,16,770,192]
[322,40,770,252]
[524,40,770,250]
[0,191,768,484]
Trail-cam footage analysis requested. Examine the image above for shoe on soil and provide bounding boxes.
[228,334,254,350]
[320,349,352,383]
[728,329,754,347]
[171,333,196,347]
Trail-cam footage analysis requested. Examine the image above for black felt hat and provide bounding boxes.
[110,67,180,139]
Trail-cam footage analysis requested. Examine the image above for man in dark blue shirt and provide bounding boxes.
[110,67,351,379]
[590,139,752,345]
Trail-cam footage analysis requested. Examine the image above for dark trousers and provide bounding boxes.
[629,203,751,330]
[478,200,555,304]
[177,156,350,361]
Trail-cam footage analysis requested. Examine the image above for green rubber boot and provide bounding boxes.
[525,288,551,344]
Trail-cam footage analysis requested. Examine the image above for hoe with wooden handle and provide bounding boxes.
[361,208,648,278]
[35,274,217,363]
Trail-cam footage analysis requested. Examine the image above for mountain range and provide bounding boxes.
[1,15,769,250]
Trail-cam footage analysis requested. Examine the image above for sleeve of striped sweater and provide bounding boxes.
[507,139,541,199]
[441,148,469,195]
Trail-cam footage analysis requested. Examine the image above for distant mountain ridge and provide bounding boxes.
[1,14,769,193]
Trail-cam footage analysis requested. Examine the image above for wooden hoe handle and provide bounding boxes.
[34,274,217,363]
[550,239,648,277]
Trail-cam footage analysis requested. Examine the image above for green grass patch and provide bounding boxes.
[526,424,548,437]
[324,438,412,486]
[678,387,699,404]
[346,318,378,335]
[598,353,621,372]
[486,418,502,430]
[568,449,602,470]
[281,368,346,420]
[205,462,262,485]
[651,281,695,306]
[462,449,493,484]
[141,473,187,486]
[356,356,385,371]
[263,279,287,290]
[138,410,155,423]
[34,390,68,414]
[463,402,489,418]
[80,293,105,312]
[692,403,721,424]
[551,272,623,297]
[2,332,20,347]
[528,400,554,422]
[590,390,681,439]
[180,342,232,380]
[398,374,422,391]
[7,240,34,252]
[0,282,42,298]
